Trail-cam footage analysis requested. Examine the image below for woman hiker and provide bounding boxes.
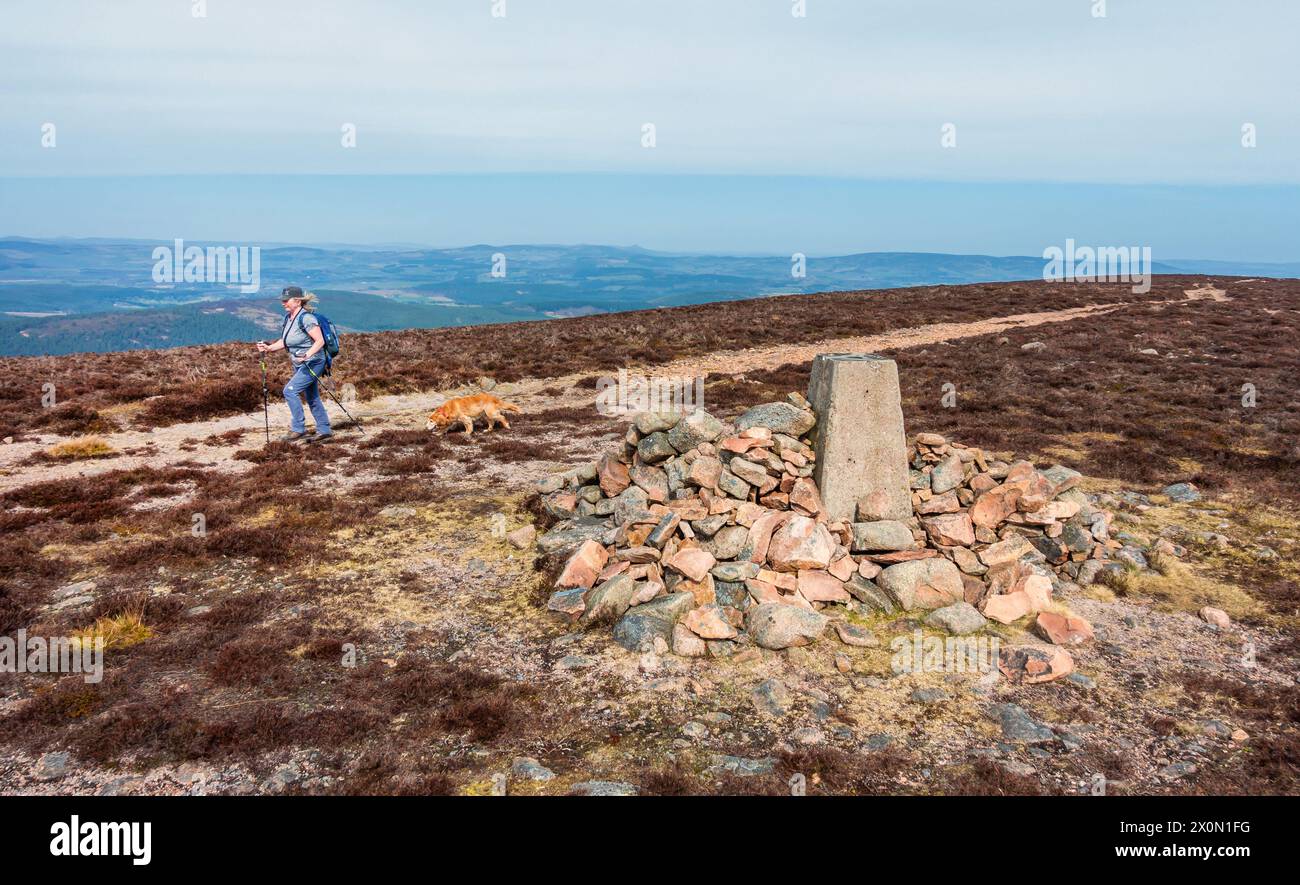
[255,286,333,443]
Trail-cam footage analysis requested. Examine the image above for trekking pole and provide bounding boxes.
[306,363,366,435]
[259,357,271,445]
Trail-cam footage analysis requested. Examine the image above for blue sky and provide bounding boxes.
[1,1,1296,257]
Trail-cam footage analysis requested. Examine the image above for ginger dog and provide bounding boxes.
[425,393,521,436]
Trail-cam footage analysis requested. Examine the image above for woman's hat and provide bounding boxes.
[280,285,304,301]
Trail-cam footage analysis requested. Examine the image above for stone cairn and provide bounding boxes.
[530,390,1115,685]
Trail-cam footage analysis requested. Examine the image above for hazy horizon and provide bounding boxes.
[4,174,1299,263]
[4,2,1297,260]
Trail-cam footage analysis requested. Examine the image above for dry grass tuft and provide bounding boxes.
[74,609,153,650]
[1092,549,1264,619]
[43,436,116,461]
[1096,565,1140,596]
[1131,556,1263,619]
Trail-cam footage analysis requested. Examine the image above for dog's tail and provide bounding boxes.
[500,400,523,414]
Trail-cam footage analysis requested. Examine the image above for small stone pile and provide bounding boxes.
[531,394,1116,683]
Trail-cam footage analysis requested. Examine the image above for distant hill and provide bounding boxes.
[1,237,1294,356]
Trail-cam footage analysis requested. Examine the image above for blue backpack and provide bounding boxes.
[290,311,341,372]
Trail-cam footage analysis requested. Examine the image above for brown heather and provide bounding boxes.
[0,276,1296,795]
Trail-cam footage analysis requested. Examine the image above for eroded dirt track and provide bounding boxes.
[0,286,1220,492]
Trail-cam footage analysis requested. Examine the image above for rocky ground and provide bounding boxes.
[0,277,1295,795]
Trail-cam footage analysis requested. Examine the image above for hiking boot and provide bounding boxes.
[281,431,308,442]
[306,432,333,443]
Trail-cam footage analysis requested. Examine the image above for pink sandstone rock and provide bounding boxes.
[667,548,716,583]
[796,569,851,603]
[597,454,630,497]
[766,516,836,571]
[684,605,739,640]
[999,644,1074,684]
[921,512,976,546]
[1199,606,1231,628]
[746,511,789,564]
[982,591,1033,624]
[555,540,609,590]
[1035,611,1094,646]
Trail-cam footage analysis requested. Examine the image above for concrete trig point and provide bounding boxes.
[807,353,911,522]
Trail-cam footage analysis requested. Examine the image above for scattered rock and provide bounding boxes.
[569,780,639,796]
[1034,611,1094,646]
[506,525,536,549]
[709,755,776,776]
[1161,482,1202,503]
[796,569,850,602]
[537,519,615,555]
[710,561,759,585]
[1199,606,1231,629]
[50,593,94,611]
[682,721,709,740]
[702,525,749,561]
[596,453,631,496]
[671,623,707,657]
[751,677,793,716]
[977,535,1033,568]
[910,687,949,705]
[547,586,588,617]
[637,432,677,464]
[33,752,70,782]
[989,704,1055,744]
[52,580,96,601]
[998,644,1074,684]
[925,601,987,635]
[261,764,302,794]
[833,621,879,647]
[511,758,555,782]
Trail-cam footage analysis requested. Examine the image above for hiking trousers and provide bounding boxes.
[283,355,332,434]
